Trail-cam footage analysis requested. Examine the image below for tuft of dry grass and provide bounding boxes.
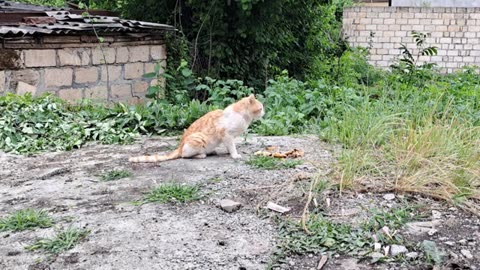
[329,102,480,216]
[391,121,480,203]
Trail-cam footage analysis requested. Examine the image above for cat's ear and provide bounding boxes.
[248,94,255,102]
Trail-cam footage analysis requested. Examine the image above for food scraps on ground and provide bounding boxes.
[254,147,305,159]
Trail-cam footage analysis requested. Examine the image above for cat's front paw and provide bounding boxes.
[230,153,242,159]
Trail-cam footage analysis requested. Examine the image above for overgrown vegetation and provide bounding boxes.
[122,0,354,89]
[101,169,133,181]
[138,183,201,205]
[18,0,354,89]
[0,209,54,232]
[272,206,423,267]
[278,206,415,255]
[26,227,90,255]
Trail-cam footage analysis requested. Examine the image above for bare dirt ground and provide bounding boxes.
[0,135,479,270]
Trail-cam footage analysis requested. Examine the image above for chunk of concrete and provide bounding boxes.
[219,199,241,213]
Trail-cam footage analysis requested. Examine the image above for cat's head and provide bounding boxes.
[243,94,265,120]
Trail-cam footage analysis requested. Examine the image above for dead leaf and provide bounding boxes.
[317,255,328,269]
[382,226,393,240]
[284,148,305,158]
[384,246,390,256]
[254,147,304,159]
[254,151,272,157]
[265,146,278,152]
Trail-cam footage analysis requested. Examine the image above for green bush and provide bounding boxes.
[119,0,351,89]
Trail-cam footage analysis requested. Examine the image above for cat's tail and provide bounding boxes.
[128,149,181,163]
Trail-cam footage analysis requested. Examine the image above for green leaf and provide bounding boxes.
[160,73,174,80]
[323,238,336,247]
[422,240,445,265]
[181,68,193,77]
[143,72,157,79]
[154,63,161,74]
[146,86,160,99]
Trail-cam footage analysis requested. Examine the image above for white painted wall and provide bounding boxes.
[392,0,480,7]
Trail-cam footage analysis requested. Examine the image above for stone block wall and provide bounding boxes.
[343,6,480,72]
[0,44,166,103]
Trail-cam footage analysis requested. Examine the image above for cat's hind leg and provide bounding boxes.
[181,143,205,158]
[181,133,207,159]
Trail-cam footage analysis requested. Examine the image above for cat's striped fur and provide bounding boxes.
[129,94,264,163]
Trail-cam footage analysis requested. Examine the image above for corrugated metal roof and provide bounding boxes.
[0,0,175,37]
[0,0,69,11]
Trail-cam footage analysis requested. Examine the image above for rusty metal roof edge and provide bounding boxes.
[0,1,175,37]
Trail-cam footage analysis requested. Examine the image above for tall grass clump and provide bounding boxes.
[392,118,480,203]
[319,67,480,213]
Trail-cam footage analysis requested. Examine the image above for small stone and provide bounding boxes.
[459,239,468,245]
[219,199,241,213]
[432,210,442,219]
[444,241,455,246]
[450,251,459,259]
[438,237,448,241]
[428,228,438,236]
[405,220,441,235]
[289,260,295,266]
[370,252,384,262]
[405,252,419,259]
[266,201,290,213]
[292,172,312,181]
[460,249,473,259]
[383,193,395,200]
[390,245,408,256]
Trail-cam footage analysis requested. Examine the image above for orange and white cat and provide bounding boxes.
[129,94,265,163]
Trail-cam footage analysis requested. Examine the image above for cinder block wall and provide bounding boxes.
[0,44,166,103]
[343,6,480,72]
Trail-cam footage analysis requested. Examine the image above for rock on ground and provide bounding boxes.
[390,245,408,256]
[219,199,242,213]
